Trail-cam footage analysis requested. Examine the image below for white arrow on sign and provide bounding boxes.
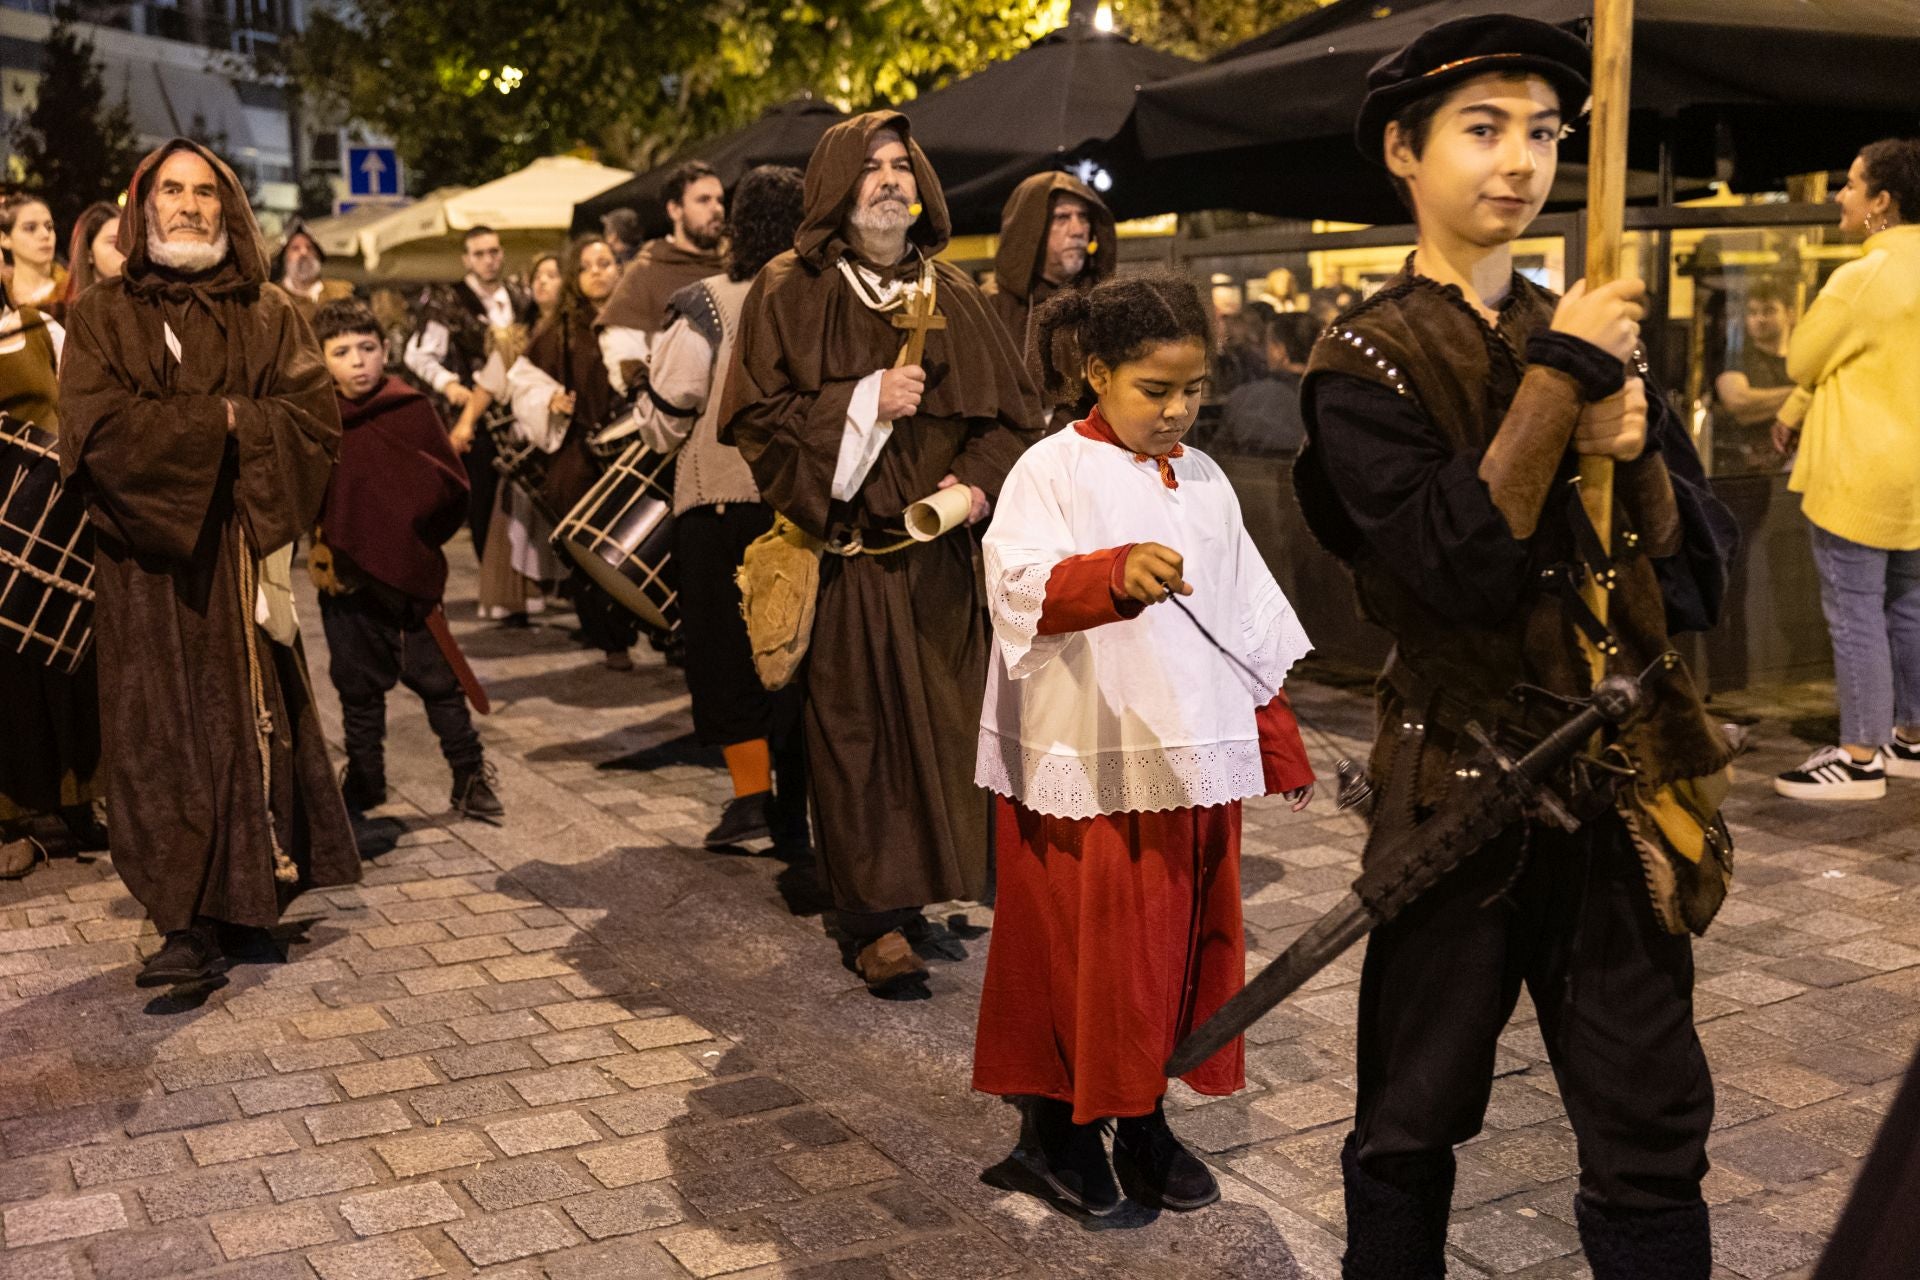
[360,152,387,182]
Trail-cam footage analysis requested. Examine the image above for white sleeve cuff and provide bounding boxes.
[830,370,892,502]
[599,326,649,396]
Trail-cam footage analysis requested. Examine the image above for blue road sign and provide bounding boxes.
[347,146,401,198]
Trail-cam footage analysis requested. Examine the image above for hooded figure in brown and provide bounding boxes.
[984,171,1116,375]
[719,110,1042,994]
[57,138,360,987]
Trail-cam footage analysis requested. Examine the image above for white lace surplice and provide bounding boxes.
[976,428,1313,819]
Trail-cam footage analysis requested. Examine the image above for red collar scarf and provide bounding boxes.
[1073,405,1184,489]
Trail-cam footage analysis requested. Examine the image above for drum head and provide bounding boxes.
[558,492,677,633]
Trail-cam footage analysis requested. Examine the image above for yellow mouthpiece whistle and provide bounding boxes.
[1086,239,1099,255]
[908,202,924,217]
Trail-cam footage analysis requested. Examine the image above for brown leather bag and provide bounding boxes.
[735,513,823,690]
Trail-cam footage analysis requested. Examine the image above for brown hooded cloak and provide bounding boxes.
[718,110,1041,918]
[597,236,728,337]
[983,171,1116,363]
[57,138,359,935]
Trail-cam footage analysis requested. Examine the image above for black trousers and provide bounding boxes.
[675,504,803,748]
[1344,815,1713,1277]
[571,574,641,653]
[320,589,482,777]
[465,427,498,563]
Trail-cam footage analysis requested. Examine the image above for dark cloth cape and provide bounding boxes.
[983,171,1116,362]
[1812,1041,1920,1280]
[717,110,1043,912]
[526,304,614,518]
[56,137,358,931]
[598,237,727,336]
[319,376,469,601]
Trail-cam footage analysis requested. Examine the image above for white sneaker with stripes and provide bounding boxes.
[1886,735,1920,779]
[1773,746,1887,800]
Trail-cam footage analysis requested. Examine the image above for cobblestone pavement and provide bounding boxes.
[4,555,1917,1280]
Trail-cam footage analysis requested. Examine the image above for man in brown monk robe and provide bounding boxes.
[597,161,730,394]
[58,138,360,988]
[719,111,1041,996]
[983,171,1115,373]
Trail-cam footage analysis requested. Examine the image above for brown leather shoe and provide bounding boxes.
[1,837,45,880]
[855,930,929,995]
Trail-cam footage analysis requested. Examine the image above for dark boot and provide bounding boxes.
[451,761,504,823]
[1013,1097,1121,1216]
[1112,1099,1220,1210]
[705,791,771,848]
[136,923,222,988]
[339,761,387,812]
[1341,1135,1452,1279]
[1575,1196,1711,1280]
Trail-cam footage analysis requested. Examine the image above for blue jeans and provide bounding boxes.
[1808,523,1920,747]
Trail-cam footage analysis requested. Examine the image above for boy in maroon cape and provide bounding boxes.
[310,299,502,821]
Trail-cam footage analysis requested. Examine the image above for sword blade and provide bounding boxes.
[1166,892,1376,1078]
[424,606,491,715]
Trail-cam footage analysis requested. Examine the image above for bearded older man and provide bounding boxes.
[58,139,359,988]
[719,112,1040,995]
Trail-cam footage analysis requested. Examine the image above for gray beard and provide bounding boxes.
[147,221,230,273]
[848,200,912,264]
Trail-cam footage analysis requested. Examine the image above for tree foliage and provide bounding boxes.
[9,14,141,232]
[288,0,1328,191]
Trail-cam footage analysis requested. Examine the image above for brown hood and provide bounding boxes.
[992,171,1116,304]
[116,138,270,297]
[794,111,950,268]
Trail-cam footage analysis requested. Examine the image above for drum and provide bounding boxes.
[0,413,95,674]
[482,401,558,522]
[587,398,646,462]
[551,438,679,634]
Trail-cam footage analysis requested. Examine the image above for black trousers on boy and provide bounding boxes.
[320,587,482,780]
[1342,816,1715,1280]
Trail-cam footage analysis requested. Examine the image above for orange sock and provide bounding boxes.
[722,739,772,797]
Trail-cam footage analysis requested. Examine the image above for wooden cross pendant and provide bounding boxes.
[891,287,946,367]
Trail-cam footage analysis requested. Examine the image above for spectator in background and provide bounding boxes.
[1212,303,1270,397]
[1770,137,1920,801]
[1,195,65,321]
[271,219,355,323]
[64,201,124,307]
[1710,281,1795,473]
[1215,310,1318,457]
[602,207,643,266]
[1308,284,1357,326]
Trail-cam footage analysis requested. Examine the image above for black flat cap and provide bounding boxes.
[1355,14,1591,164]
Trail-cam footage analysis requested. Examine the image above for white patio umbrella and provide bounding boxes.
[441,156,633,232]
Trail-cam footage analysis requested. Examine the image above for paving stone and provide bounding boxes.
[1709,1210,1825,1280]
[305,1100,413,1145]
[380,992,487,1027]
[1,1191,128,1246]
[560,1184,685,1240]
[394,964,489,995]
[885,1235,1024,1280]
[600,1049,705,1090]
[448,1010,547,1045]
[674,1161,804,1216]
[577,1135,674,1188]
[485,1110,601,1157]
[614,1016,712,1051]
[138,1164,270,1222]
[535,1000,635,1032]
[869,1182,952,1231]
[690,1077,804,1119]
[152,1052,274,1092]
[763,1193,898,1253]
[0,1159,63,1205]
[81,1223,221,1279]
[656,1224,788,1277]
[407,1079,519,1125]
[269,1041,367,1074]
[122,1088,233,1137]
[590,1088,694,1136]
[307,1233,446,1280]
[68,1138,182,1187]
[234,1074,339,1116]
[431,1042,539,1081]
[337,1182,463,1236]
[1712,1127,1847,1185]
[293,1007,391,1040]
[184,1118,300,1166]
[480,954,572,983]
[210,1201,337,1260]
[442,1205,582,1266]
[358,1026,459,1059]
[508,1066,618,1107]
[472,979,571,1013]
[334,1058,439,1099]
[372,1128,494,1178]
[776,1142,898,1192]
[1450,1209,1576,1271]
[461,1159,595,1211]
[529,1029,625,1065]
[265,1151,383,1202]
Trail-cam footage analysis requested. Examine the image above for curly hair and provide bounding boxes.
[663,161,719,210]
[1859,137,1920,223]
[726,165,805,282]
[313,297,381,346]
[1030,270,1215,403]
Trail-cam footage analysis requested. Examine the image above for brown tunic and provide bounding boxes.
[982,171,1116,369]
[598,237,728,337]
[57,139,359,932]
[718,110,1042,913]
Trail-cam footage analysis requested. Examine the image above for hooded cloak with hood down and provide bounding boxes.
[984,171,1116,360]
[717,110,1042,918]
[57,138,359,934]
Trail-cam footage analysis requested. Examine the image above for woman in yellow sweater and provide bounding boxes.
[1772,138,1920,800]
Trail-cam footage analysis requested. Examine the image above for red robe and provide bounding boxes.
[972,529,1314,1122]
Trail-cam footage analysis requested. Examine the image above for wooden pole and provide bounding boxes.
[1578,0,1635,684]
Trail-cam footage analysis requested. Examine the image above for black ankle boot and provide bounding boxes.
[451,761,503,822]
[1340,1135,1452,1279]
[705,791,771,848]
[1575,1197,1711,1280]
[339,761,387,812]
[1112,1099,1220,1210]
[1014,1097,1121,1216]
[136,923,222,988]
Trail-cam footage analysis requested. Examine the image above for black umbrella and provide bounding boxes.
[1124,0,1920,224]
[901,18,1196,234]
[572,95,847,234]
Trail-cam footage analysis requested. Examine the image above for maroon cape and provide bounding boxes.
[321,376,469,600]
